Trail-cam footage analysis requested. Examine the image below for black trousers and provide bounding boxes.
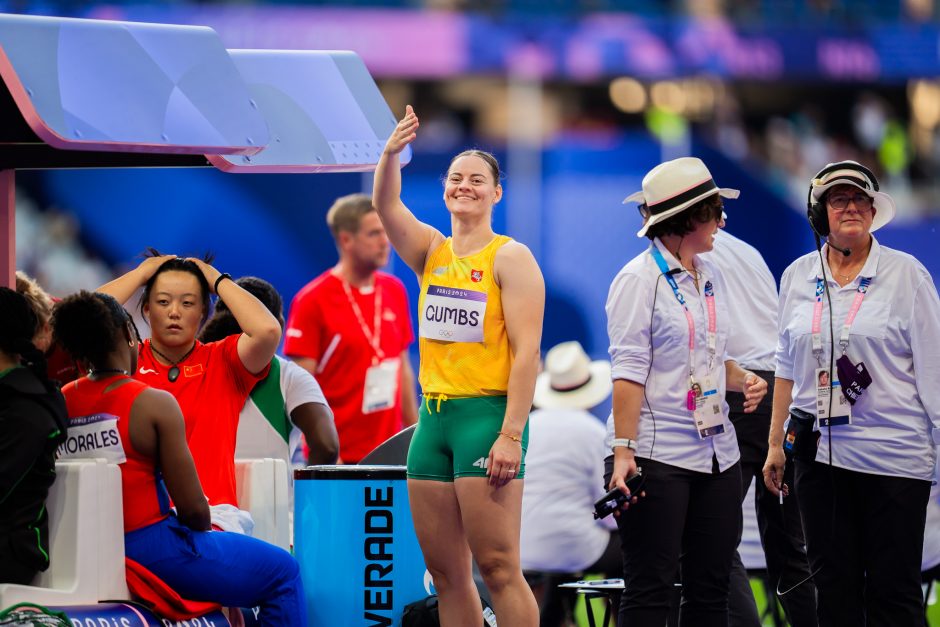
[605,455,741,627]
[795,459,930,627]
[0,543,38,585]
[727,372,818,627]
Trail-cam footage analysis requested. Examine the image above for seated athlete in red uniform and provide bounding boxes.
[53,291,305,625]
[98,251,281,533]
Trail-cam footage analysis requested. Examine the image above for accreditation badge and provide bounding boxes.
[419,285,487,343]
[691,375,725,439]
[816,367,851,427]
[362,357,401,415]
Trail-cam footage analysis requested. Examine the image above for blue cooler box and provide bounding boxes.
[294,465,429,627]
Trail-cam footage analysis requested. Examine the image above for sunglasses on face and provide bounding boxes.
[827,193,873,212]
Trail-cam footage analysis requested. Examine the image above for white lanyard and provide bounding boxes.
[651,247,717,377]
[340,278,384,365]
[811,275,872,362]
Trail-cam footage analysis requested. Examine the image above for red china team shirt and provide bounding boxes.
[136,335,267,507]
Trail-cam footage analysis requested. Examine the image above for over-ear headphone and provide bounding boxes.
[806,160,879,238]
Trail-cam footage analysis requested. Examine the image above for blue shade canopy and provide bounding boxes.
[209,50,410,174]
[0,13,268,156]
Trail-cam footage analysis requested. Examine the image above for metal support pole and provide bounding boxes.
[0,169,14,288]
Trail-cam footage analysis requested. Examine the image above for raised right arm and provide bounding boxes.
[373,105,444,276]
[97,255,176,304]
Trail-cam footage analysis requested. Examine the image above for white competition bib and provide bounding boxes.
[816,368,851,427]
[362,357,401,415]
[419,285,487,343]
[57,412,126,464]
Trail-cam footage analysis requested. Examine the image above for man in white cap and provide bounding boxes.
[521,341,619,626]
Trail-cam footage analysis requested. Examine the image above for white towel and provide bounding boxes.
[210,503,255,536]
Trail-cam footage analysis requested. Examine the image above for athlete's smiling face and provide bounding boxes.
[443,155,502,218]
[143,270,205,348]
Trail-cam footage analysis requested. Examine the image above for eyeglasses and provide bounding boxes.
[827,192,873,212]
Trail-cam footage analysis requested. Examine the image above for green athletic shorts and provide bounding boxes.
[407,395,529,482]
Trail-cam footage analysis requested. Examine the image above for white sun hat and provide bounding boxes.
[624,157,740,238]
[533,341,612,410]
[810,161,896,232]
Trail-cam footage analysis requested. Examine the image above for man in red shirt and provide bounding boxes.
[284,194,417,463]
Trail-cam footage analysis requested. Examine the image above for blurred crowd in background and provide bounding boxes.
[10,0,940,299]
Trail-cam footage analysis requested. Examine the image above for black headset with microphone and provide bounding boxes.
[805,160,879,250]
[783,160,883,599]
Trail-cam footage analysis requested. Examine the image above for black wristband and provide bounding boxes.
[213,272,232,294]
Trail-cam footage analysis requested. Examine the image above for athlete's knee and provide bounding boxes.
[425,562,472,594]
[282,554,301,584]
[476,552,518,593]
[257,545,302,591]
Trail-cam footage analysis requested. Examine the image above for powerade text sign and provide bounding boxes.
[294,467,428,627]
[364,487,394,623]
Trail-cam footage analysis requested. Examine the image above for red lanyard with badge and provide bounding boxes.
[810,275,874,426]
[341,278,400,415]
[651,247,725,439]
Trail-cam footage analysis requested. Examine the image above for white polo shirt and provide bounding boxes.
[704,230,777,371]
[604,238,740,473]
[776,237,940,481]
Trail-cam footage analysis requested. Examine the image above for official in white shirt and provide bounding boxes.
[763,160,940,627]
[706,227,817,627]
[606,157,767,627]
[521,341,620,626]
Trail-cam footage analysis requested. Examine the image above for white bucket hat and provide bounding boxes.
[810,162,896,233]
[624,157,740,238]
[533,341,612,410]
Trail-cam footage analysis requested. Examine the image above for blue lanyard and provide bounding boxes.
[651,247,686,306]
[650,246,717,376]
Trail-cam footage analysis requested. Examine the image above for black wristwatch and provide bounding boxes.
[214,272,233,294]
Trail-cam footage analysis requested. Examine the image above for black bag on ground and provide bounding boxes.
[401,594,497,627]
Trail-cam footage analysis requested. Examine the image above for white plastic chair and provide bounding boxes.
[0,458,128,607]
[234,458,291,551]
